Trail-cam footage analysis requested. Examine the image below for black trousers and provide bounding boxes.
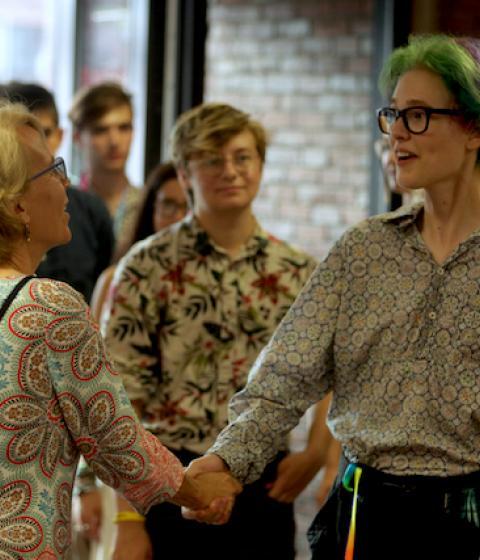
[145,448,296,560]
[309,462,480,560]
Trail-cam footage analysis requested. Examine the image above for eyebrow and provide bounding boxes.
[390,97,431,106]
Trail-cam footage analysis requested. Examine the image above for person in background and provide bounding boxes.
[0,100,241,559]
[102,102,335,560]
[185,34,480,560]
[90,161,189,322]
[69,81,142,254]
[0,82,114,301]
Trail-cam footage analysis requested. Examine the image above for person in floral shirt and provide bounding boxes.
[103,103,333,559]
[0,101,240,559]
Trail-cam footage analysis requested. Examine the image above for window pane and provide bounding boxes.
[76,0,149,185]
[77,0,132,85]
[0,0,76,164]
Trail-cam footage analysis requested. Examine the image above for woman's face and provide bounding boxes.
[153,178,188,232]
[390,67,480,192]
[17,125,70,251]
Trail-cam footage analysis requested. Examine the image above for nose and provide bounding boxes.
[220,157,238,178]
[107,127,121,146]
[390,113,409,140]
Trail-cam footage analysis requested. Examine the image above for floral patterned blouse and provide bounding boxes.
[210,204,480,483]
[0,277,184,559]
[103,216,317,454]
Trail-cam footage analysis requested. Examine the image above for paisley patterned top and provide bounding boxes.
[0,277,184,559]
[210,204,480,483]
[103,216,317,454]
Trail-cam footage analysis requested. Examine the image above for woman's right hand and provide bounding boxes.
[171,468,241,510]
[178,454,243,524]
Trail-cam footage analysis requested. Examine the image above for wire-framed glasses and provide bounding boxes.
[191,153,260,177]
[155,198,189,218]
[29,157,68,183]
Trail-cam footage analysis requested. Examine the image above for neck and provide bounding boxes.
[88,169,130,215]
[420,165,480,263]
[0,245,38,277]
[195,208,256,257]
[88,170,129,196]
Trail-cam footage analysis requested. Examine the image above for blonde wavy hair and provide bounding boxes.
[170,102,268,169]
[0,100,43,262]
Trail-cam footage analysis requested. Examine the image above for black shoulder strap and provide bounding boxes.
[0,275,34,322]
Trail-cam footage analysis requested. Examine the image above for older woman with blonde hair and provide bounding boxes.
[0,101,239,559]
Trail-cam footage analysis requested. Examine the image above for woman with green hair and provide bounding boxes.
[184,34,480,560]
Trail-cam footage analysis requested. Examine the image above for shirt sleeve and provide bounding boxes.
[208,237,346,484]
[39,279,183,513]
[102,242,162,409]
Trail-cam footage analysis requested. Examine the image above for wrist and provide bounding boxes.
[113,511,146,524]
[170,473,204,509]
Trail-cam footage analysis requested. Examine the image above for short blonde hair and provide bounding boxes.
[0,100,43,262]
[170,102,268,168]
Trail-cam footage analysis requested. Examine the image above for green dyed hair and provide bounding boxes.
[380,34,480,127]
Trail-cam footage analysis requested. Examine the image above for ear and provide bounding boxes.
[177,165,192,191]
[465,123,480,153]
[48,127,64,155]
[13,198,31,226]
[55,127,64,146]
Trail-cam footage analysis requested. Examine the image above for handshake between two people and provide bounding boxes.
[172,454,242,525]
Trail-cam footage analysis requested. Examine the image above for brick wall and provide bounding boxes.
[204,0,374,261]
[204,2,375,557]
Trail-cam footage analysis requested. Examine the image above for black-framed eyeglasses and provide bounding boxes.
[377,106,464,135]
[29,156,68,183]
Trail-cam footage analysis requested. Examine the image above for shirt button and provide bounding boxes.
[438,268,445,275]
[429,311,436,320]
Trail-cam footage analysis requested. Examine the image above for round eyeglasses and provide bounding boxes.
[29,157,68,183]
[377,106,463,135]
[191,153,260,178]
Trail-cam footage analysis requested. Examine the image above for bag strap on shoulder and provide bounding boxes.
[0,275,35,322]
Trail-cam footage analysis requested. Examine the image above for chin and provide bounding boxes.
[396,177,415,192]
[61,229,72,245]
[104,161,127,172]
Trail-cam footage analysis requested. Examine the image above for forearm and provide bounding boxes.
[304,394,334,464]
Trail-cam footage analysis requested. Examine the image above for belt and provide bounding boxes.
[343,462,480,494]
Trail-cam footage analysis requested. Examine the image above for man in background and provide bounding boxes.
[69,81,142,255]
[0,82,114,301]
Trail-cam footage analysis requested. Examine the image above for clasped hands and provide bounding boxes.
[174,453,241,524]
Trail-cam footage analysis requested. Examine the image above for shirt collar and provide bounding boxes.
[379,203,424,229]
[186,214,271,259]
